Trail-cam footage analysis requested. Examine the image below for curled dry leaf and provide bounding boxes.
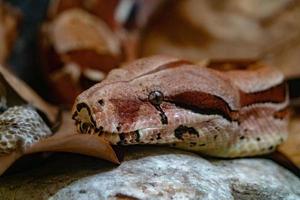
[47,0,84,19]
[0,65,120,176]
[0,111,120,176]
[50,9,121,71]
[47,0,120,29]
[141,0,300,68]
[40,8,122,106]
[0,65,59,124]
[26,112,120,164]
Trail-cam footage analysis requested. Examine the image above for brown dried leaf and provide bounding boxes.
[0,68,120,176]
[0,112,120,176]
[141,0,300,70]
[26,112,120,163]
[40,8,123,106]
[0,152,21,176]
[0,65,59,125]
[47,0,120,29]
[49,8,121,72]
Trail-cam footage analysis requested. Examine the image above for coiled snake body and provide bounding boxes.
[72,55,289,158]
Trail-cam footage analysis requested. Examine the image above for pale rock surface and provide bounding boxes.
[0,147,299,200]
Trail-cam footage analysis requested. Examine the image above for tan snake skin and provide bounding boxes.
[72,55,289,158]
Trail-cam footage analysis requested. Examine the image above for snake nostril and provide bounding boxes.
[98,99,104,106]
[80,122,90,133]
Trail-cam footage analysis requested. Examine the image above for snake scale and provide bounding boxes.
[72,55,289,158]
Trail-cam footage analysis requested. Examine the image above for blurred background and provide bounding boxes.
[1,0,300,164]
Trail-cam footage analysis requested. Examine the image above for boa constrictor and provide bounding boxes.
[72,55,289,158]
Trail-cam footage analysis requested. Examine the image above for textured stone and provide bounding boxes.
[1,147,298,200]
[50,148,300,200]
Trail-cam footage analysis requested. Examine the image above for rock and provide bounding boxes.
[0,147,299,200]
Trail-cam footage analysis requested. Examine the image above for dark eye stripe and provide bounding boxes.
[240,82,287,107]
[166,91,233,121]
[165,85,286,121]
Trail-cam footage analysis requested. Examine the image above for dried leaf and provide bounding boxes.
[0,111,120,176]
[141,0,300,66]
[26,112,121,164]
[0,152,21,176]
[0,68,120,176]
[0,65,59,125]
[47,0,119,29]
[40,8,122,106]
[50,9,121,72]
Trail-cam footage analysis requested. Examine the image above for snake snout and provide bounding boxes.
[72,102,98,134]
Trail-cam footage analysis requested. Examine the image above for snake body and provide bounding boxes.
[0,106,52,155]
[72,55,289,158]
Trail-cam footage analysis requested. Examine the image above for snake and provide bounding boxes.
[0,106,52,155]
[72,55,289,158]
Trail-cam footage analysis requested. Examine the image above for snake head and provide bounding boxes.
[72,55,289,158]
[72,55,244,145]
[71,80,170,139]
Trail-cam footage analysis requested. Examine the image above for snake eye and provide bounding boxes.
[148,91,164,106]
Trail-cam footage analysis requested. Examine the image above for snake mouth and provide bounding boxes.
[74,117,141,145]
[74,121,142,146]
[73,112,143,145]
[72,102,134,144]
[72,103,160,145]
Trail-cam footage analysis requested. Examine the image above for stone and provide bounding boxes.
[0,147,299,200]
